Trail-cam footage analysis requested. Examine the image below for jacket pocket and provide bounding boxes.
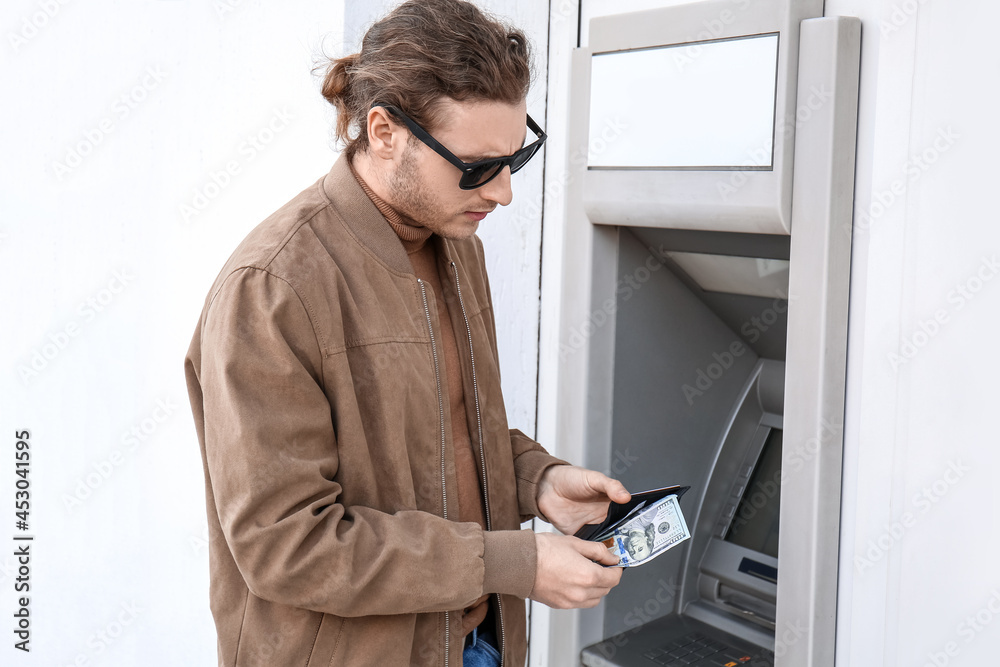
[306,614,346,667]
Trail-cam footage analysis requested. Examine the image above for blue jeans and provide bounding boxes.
[463,627,501,667]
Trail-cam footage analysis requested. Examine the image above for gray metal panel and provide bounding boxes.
[584,225,624,477]
[776,16,861,667]
[599,228,760,637]
[628,227,791,261]
[685,361,784,645]
[582,0,824,234]
[630,226,790,361]
[578,224,623,650]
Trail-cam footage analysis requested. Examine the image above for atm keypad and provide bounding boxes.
[641,633,773,666]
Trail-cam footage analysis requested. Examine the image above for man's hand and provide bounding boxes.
[536,465,631,536]
[529,532,624,609]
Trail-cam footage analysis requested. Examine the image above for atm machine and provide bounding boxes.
[553,1,862,666]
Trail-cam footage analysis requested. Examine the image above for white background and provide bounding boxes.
[1,1,344,664]
[0,1,548,665]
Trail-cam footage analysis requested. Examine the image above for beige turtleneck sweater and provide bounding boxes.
[350,163,491,638]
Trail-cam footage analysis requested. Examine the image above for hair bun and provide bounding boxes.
[322,53,360,144]
[322,52,360,107]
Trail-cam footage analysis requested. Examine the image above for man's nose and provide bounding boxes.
[478,166,513,207]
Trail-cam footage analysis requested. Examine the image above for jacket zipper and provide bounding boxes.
[451,262,505,667]
[418,279,451,666]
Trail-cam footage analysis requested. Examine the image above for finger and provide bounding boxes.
[603,477,632,503]
[575,537,605,558]
[591,563,624,591]
[609,479,631,502]
[594,547,622,567]
[578,538,621,566]
[588,471,631,503]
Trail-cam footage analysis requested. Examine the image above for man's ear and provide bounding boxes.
[366,107,402,161]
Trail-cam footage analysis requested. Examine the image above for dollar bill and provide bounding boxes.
[600,494,690,567]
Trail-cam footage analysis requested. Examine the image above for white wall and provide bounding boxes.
[1,1,342,664]
[830,1,1000,666]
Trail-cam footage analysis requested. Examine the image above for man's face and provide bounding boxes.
[384,98,528,240]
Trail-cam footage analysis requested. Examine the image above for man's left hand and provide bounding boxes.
[536,465,631,536]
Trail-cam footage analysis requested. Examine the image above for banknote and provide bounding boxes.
[599,494,690,567]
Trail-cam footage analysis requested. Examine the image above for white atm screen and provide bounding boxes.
[588,34,779,169]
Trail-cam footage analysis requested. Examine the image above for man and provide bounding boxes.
[184,1,630,665]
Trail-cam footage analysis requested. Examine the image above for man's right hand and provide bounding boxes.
[529,532,624,609]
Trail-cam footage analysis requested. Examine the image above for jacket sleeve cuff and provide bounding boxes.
[514,449,570,521]
[482,529,537,599]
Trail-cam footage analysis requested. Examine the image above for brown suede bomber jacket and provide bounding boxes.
[184,154,567,667]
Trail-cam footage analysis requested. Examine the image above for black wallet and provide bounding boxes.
[573,485,691,541]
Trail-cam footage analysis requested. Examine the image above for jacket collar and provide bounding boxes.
[321,154,467,282]
[321,153,415,275]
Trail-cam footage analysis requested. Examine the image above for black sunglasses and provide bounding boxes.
[373,103,547,190]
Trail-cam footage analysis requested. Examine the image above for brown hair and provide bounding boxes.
[319,0,532,159]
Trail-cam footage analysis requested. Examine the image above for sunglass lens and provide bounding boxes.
[510,144,541,174]
[462,161,505,188]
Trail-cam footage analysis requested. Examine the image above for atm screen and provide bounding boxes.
[588,33,780,169]
[725,428,782,559]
